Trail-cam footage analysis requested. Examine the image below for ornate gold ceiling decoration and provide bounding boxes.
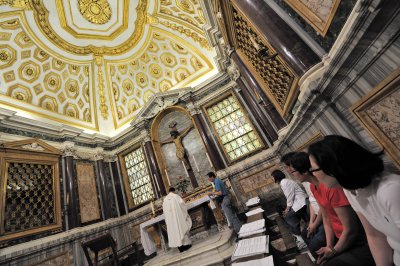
[30,0,146,56]
[0,16,97,130]
[56,0,127,40]
[107,28,212,129]
[77,0,111,25]
[0,0,216,135]
[0,0,32,10]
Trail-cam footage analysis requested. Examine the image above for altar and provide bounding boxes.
[140,187,226,256]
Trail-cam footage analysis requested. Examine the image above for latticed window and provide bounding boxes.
[123,147,154,206]
[4,163,55,234]
[205,94,263,161]
[0,140,61,243]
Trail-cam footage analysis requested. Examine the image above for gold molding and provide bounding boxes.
[0,0,33,10]
[0,61,99,131]
[77,0,112,25]
[55,0,127,38]
[30,0,147,56]
[351,68,400,168]
[159,19,209,48]
[155,13,204,35]
[105,27,214,129]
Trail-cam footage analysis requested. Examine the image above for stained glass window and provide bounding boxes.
[206,95,263,161]
[123,147,154,206]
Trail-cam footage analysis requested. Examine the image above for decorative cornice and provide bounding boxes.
[60,141,76,157]
[93,147,105,161]
[140,129,151,143]
[227,61,240,81]
[186,101,202,116]
[131,88,191,125]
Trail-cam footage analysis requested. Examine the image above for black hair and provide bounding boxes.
[207,172,216,178]
[308,135,384,189]
[271,170,286,183]
[169,187,176,192]
[290,152,311,174]
[281,152,298,166]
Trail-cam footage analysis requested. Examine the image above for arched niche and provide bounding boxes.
[150,106,210,193]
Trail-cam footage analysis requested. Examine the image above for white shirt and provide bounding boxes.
[303,181,319,214]
[344,173,400,265]
[163,192,192,247]
[280,179,307,212]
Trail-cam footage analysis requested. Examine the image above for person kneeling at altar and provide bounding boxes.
[163,187,192,252]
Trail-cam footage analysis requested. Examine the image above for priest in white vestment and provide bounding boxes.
[163,187,192,252]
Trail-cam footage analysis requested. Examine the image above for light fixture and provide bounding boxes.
[249,35,278,61]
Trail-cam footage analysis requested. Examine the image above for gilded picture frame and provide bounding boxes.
[351,69,400,168]
[296,131,324,152]
[284,0,341,37]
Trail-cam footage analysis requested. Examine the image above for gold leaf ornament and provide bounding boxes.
[78,0,112,25]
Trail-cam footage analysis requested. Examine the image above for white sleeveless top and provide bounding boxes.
[344,173,400,265]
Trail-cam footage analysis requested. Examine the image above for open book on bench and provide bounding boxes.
[231,235,270,262]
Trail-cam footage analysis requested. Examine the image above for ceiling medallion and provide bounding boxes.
[77,0,112,25]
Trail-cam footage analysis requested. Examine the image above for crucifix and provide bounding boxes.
[161,121,199,188]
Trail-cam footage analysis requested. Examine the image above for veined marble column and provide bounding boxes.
[231,52,287,129]
[228,63,278,143]
[188,104,225,171]
[142,131,167,196]
[62,143,80,229]
[95,152,113,220]
[231,0,320,76]
[107,156,127,216]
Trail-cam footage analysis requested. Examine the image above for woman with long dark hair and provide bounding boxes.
[290,152,373,265]
[309,135,400,266]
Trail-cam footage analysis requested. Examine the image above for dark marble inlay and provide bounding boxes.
[272,0,357,52]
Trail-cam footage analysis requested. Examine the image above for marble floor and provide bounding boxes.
[144,229,235,266]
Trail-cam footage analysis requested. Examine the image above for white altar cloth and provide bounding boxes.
[140,195,214,255]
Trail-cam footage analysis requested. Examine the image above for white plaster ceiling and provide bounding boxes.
[0,0,218,137]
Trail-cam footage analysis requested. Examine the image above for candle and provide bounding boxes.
[150,201,155,215]
[192,156,200,172]
[211,181,215,189]
[205,152,213,168]
[165,169,171,186]
[182,161,189,178]
[153,174,161,192]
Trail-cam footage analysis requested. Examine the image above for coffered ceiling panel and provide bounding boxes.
[0,0,217,136]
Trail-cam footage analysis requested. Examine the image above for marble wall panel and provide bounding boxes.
[31,251,70,266]
[239,168,276,194]
[76,162,100,223]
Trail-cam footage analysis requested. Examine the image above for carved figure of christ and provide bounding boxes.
[161,121,194,171]
[160,121,199,188]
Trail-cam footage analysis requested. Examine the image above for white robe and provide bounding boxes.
[163,192,192,247]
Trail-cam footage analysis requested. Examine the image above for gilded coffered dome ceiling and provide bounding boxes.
[0,0,218,136]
